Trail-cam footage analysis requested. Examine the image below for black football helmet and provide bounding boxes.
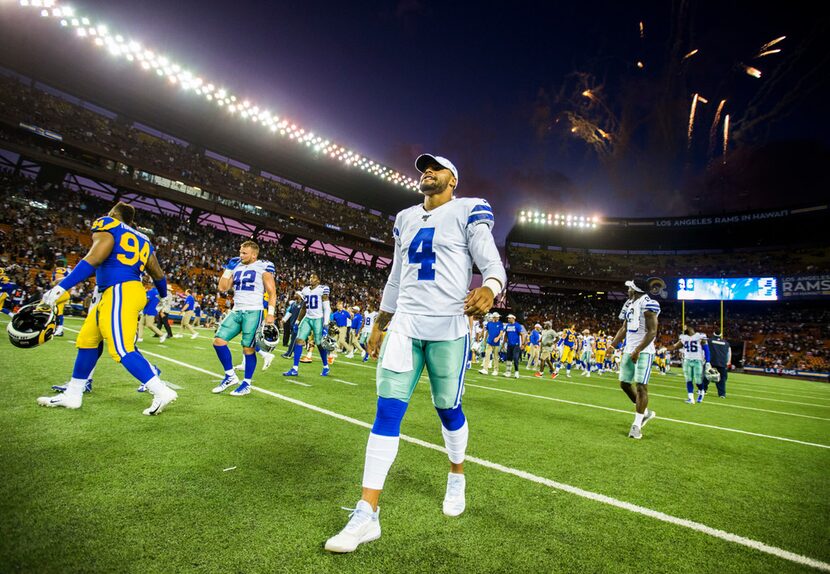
[7,302,58,349]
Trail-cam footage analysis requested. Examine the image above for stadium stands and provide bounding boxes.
[0,172,384,321]
[0,73,397,248]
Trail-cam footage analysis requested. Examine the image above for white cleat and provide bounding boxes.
[641,409,656,428]
[345,353,354,359]
[443,473,466,517]
[491,370,499,376]
[212,374,240,394]
[478,368,488,375]
[628,424,642,439]
[159,334,168,343]
[503,371,512,378]
[191,333,199,339]
[143,385,177,416]
[37,393,82,409]
[514,371,520,379]
[173,334,183,339]
[261,352,274,371]
[234,362,245,372]
[324,500,381,553]
[137,338,144,343]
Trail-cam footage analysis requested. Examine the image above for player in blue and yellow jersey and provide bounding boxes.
[36,202,178,415]
[594,332,607,375]
[557,325,578,377]
[0,269,16,316]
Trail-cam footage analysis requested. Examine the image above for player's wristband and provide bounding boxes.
[153,276,168,299]
[267,305,275,316]
[58,260,96,291]
[482,277,503,298]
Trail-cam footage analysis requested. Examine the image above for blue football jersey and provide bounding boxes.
[91,216,155,289]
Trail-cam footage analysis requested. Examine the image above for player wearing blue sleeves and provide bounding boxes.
[37,202,177,415]
[212,240,276,396]
[283,272,331,377]
[325,153,506,553]
[670,325,709,404]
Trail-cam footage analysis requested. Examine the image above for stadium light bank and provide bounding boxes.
[518,211,600,229]
[13,0,421,192]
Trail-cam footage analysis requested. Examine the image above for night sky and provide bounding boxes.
[61,1,830,241]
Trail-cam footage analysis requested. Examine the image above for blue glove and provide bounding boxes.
[292,323,298,334]
[322,326,329,338]
[225,257,241,270]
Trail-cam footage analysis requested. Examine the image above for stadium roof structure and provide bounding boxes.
[0,3,420,216]
[506,205,830,252]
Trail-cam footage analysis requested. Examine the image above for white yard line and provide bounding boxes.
[550,378,830,421]
[330,378,358,386]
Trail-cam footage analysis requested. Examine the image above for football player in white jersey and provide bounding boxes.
[211,240,276,396]
[325,154,506,553]
[610,278,660,439]
[670,324,710,404]
[359,308,378,363]
[283,272,332,377]
[580,329,595,377]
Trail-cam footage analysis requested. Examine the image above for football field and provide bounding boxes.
[1,316,828,573]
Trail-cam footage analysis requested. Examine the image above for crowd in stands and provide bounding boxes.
[508,245,829,281]
[0,73,396,244]
[0,172,385,321]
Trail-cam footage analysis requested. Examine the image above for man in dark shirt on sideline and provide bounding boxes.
[708,332,732,398]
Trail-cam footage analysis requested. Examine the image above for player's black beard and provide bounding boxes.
[419,180,445,195]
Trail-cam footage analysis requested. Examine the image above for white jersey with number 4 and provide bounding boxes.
[361,311,378,335]
[301,284,330,319]
[381,197,506,341]
[680,332,707,361]
[231,260,274,311]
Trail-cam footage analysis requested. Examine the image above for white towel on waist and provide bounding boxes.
[381,331,414,373]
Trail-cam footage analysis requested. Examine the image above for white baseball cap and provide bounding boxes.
[490,312,500,318]
[507,313,516,319]
[353,306,360,311]
[415,154,459,187]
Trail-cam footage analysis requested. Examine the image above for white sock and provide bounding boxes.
[88,368,97,379]
[441,421,469,464]
[634,412,645,426]
[699,390,705,397]
[143,376,165,394]
[66,378,87,396]
[362,433,400,490]
[258,350,268,358]
[688,392,694,400]
[225,369,235,376]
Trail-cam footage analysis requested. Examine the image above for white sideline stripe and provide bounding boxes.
[554,379,830,421]
[336,358,830,447]
[330,378,358,386]
[465,383,830,450]
[55,325,311,388]
[28,327,830,571]
[252,381,830,571]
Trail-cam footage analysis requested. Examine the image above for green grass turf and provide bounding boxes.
[1,316,828,573]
